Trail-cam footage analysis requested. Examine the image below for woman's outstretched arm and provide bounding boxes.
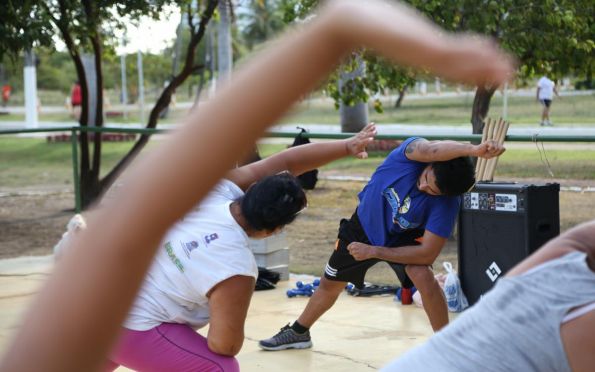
[0,1,515,371]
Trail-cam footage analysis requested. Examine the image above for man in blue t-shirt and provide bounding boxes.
[260,137,505,351]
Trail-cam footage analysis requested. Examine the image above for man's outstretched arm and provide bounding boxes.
[404,138,505,163]
[227,123,376,191]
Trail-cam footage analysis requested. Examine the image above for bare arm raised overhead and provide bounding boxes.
[228,123,376,191]
[404,138,505,163]
[1,1,515,371]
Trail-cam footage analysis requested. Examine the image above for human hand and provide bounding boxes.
[435,36,517,87]
[347,242,377,261]
[345,123,377,159]
[472,140,506,159]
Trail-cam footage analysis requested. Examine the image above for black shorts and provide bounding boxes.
[540,99,552,108]
[324,210,424,289]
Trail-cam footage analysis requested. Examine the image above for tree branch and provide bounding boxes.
[101,0,219,191]
[55,0,90,173]
[82,0,105,179]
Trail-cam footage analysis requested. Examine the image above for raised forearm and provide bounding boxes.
[415,140,475,162]
[281,140,349,176]
[372,244,437,265]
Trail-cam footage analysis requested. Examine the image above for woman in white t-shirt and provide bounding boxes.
[98,124,377,371]
[536,76,559,126]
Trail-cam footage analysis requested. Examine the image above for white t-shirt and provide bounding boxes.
[124,179,258,331]
[537,76,555,100]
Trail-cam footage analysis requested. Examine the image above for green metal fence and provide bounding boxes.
[2,125,595,212]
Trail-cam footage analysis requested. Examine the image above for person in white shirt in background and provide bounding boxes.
[536,75,560,126]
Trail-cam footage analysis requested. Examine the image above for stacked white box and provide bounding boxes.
[249,231,290,280]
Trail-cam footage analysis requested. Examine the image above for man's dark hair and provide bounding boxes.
[240,173,307,231]
[432,156,475,196]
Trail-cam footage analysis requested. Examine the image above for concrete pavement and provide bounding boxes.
[0,256,443,371]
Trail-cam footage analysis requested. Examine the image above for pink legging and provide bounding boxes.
[106,323,240,372]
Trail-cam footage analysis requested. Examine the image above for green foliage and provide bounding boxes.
[0,1,53,61]
[280,0,594,111]
[239,0,286,49]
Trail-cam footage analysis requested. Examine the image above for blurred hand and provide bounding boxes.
[347,242,377,261]
[472,140,506,159]
[437,36,517,87]
[345,123,377,159]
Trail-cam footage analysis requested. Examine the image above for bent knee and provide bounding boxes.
[318,277,347,294]
[208,337,243,357]
[405,265,435,288]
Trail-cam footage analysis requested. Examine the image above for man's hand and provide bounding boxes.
[345,123,377,159]
[471,140,505,159]
[347,242,377,261]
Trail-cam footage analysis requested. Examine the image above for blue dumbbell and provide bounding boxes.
[287,288,313,297]
[313,279,320,287]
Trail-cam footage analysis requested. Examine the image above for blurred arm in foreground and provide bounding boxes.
[0,1,515,371]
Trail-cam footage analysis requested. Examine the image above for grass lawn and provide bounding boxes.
[280,93,595,125]
[0,137,593,192]
[1,136,593,282]
[0,137,153,189]
[0,110,184,125]
[1,92,593,127]
[258,142,595,180]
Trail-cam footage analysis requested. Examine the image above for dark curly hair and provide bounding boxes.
[240,173,307,231]
[432,156,475,196]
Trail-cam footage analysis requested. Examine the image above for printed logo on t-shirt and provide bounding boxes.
[204,233,219,244]
[165,242,185,273]
[383,187,420,230]
[180,240,199,258]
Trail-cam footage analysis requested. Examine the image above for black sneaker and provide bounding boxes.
[259,324,312,351]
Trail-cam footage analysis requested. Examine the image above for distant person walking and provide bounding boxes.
[70,81,82,120]
[1,84,11,107]
[536,76,559,126]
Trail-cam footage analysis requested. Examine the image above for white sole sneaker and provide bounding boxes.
[259,340,313,351]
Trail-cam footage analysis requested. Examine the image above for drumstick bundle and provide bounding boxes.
[475,117,510,182]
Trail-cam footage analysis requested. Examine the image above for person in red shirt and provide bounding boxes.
[1,85,11,107]
[70,81,82,119]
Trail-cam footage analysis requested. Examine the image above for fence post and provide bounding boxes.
[70,127,81,213]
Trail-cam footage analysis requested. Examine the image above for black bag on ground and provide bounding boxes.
[291,127,318,190]
[346,284,399,297]
[255,267,281,291]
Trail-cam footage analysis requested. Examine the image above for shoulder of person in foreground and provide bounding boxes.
[507,220,595,276]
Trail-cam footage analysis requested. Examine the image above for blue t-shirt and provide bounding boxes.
[357,137,461,246]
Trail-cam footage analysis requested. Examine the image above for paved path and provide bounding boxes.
[0,256,440,371]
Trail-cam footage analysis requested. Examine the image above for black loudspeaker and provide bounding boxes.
[458,182,560,305]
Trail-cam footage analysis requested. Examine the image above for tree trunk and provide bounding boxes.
[75,0,106,209]
[339,57,368,133]
[217,0,232,83]
[339,102,368,133]
[394,86,407,108]
[470,85,497,135]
